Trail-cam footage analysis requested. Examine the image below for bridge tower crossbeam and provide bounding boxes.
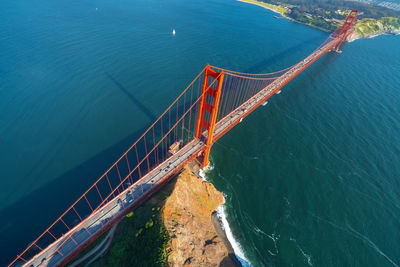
[8,10,360,267]
[195,65,224,167]
[333,9,359,51]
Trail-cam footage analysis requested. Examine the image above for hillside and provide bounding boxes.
[350,17,400,39]
[242,0,400,37]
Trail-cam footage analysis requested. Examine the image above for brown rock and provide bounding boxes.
[162,161,236,267]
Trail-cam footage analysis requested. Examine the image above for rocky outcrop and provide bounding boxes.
[67,161,239,266]
[348,17,400,41]
[162,161,237,266]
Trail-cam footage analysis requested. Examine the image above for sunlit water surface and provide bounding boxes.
[1,0,399,265]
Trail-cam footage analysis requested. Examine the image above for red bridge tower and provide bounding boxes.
[195,65,224,167]
[333,9,358,51]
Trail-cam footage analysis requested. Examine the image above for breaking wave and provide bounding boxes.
[216,205,253,267]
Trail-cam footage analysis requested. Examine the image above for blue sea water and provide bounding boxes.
[1,0,399,265]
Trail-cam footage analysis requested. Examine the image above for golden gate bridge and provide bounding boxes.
[9,9,358,267]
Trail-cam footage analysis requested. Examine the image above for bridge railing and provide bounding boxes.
[9,68,227,267]
[211,68,283,124]
[10,9,359,266]
[11,44,337,267]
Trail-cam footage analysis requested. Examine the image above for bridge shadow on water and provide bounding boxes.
[1,72,195,266]
[0,122,155,266]
[1,41,340,266]
[242,36,323,74]
[105,72,158,122]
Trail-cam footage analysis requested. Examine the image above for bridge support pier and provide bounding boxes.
[195,65,224,168]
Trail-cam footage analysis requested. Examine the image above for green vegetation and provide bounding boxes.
[253,0,400,32]
[68,205,169,267]
[294,13,336,31]
[355,17,400,36]
[91,204,169,266]
[68,180,177,267]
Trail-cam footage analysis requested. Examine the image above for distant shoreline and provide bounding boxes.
[237,0,400,40]
[237,0,331,32]
[237,0,286,17]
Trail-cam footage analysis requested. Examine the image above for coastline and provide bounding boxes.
[215,205,252,266]
[67,161,247,266]
[162,161,245,266]
[200,166,252,266]
[237,0,400,39]
[237,0,286,17]
[67,162,245,266]
[237,0,330,33]
[198,168,251,267]
[348,28,400,42]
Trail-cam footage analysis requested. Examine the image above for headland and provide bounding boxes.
[238,0,400,41]
[67,161,242,266]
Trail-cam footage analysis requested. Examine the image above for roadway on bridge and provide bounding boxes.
[22,37,339,267]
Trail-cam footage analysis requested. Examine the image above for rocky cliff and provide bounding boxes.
[67,161,240,266]
[348,17,400,41]
[162,161,238,266]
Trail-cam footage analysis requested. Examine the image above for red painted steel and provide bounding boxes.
[8,10,358,267]
[333,9,359,51]
[195,65,225,167]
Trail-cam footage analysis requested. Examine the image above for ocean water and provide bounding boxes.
[1,0,399,265]
[208,31,400,266]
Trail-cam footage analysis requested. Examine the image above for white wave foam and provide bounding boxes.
[216,205,252,266]
[201,163,252,266]
[290,237,313,266]
[368,34,380,39]
[198,163,214,181]
[267,232,280,256]
[253,225,268,237]
[199,169,207,181]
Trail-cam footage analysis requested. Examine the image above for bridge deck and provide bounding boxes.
[21,38,339,267]
[24,137,205,266]
[214,38,338,140]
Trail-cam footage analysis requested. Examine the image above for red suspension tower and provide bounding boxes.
[333,9,358,51]
[195,65,224,168]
